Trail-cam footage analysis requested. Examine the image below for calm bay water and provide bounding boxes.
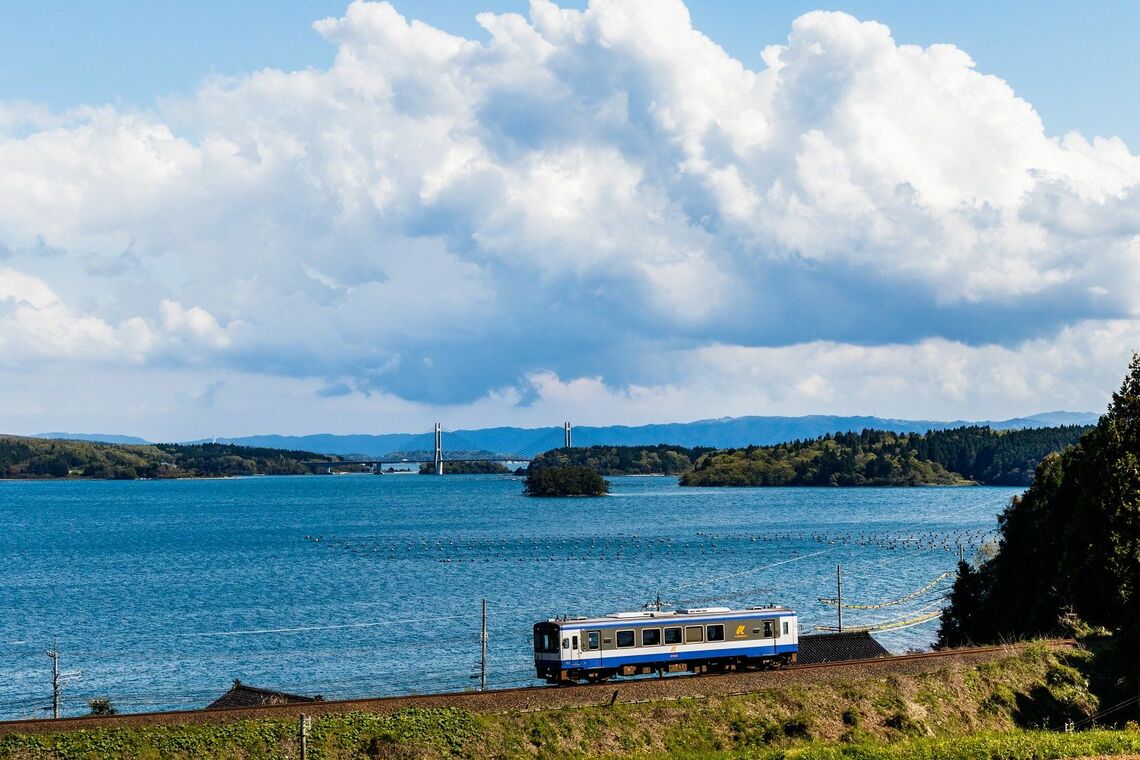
[0,475,1018,718]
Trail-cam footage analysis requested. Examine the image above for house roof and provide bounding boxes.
[797,631,891,664]
[206,679,323,710]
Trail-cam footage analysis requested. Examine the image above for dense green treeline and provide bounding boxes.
[911,425,1091,485]
[417,460,510,474]
[680,434,962,487]
[1,425,1089,484]
[679,425,1090,487]
[0,436,333,479]
[940,357,1140,677]
[528,444,713,475]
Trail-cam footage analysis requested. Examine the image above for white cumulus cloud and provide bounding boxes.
[1,0,1139,434]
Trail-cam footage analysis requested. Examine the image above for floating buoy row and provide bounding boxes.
[802,528,996,554]
[302,528,996,562]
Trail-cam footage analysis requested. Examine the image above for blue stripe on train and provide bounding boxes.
[557,614,793,632]
[554,643,798,669]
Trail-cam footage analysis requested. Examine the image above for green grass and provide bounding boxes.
[2,646,1137,759]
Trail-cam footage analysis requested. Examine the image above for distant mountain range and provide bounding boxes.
[31,411,1099,458]
[30,432,154,445]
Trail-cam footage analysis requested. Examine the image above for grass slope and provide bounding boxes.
[3,644,1138,759]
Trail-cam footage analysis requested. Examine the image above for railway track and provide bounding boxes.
[0,640,1076,736]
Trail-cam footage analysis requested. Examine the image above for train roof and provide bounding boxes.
[543,606,794,626]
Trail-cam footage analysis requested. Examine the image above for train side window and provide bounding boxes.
[782,621,789,636]
[562,638,569,649]
[685,625,704,643]
[763,621,774,638]
[587,631,600,650]
[572,635,579,650]
[642,628,661,646]
[706,624,725,642]
[616,630,636,648]
[664,627,683,645]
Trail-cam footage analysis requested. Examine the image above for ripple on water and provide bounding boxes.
[0,476,1016,716]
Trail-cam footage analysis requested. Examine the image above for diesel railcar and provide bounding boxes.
[534,606,798,684]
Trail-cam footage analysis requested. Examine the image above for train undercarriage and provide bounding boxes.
[545,652,796,685]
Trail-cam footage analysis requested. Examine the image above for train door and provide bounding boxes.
[583,629,602,668]
[762,618,776,654]
[565,631,582,669]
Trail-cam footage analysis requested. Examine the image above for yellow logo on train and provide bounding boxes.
[735,624,746,638]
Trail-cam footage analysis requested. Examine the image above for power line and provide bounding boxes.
[1073,694,1140,729]
[819,572,953,610]
[668,547,838,593]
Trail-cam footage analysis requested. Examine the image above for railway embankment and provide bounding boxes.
[0,641,1060,736]
[5,639,1140,758]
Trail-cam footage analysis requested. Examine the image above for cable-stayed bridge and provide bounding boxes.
[304,422,600,474]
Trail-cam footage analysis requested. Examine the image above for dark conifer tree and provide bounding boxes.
[940,354,1140,674]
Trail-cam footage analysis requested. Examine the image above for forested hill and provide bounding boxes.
[529,444,714,476]
[679,425,1091,487]
[0,436,334,479]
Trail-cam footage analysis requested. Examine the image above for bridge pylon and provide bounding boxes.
[564,421,572,448]
[433,422,444,475]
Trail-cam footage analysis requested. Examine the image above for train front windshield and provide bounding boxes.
[533,623,560,653]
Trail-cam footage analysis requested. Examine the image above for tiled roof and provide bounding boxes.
[206,679,323,710]
[797,631,891,664]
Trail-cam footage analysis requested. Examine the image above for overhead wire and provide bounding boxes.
[1073,695,1140,728]
[818,572,953,610]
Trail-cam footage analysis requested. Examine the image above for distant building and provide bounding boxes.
[206,679,323,710]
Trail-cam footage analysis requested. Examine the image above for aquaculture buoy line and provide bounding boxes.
[302,528,997,564]
[818,571,954,611]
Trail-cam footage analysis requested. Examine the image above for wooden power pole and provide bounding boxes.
[299,714,310,760]
[836,565,843,633]
[480,599,488,692]
[45,646,59,719]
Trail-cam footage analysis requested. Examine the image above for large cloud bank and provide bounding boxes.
[1,0,1139,435]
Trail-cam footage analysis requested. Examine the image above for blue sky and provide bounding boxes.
[1,1,1139,438]
[3,1,1137,148]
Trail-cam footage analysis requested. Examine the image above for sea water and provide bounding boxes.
[0,475,1018,718]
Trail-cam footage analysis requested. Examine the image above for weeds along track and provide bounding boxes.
[0,640,1075,736]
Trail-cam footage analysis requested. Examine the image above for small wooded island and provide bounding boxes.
[523,465,609,496]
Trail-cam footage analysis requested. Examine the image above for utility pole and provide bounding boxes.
[44,644,80,719]
[434,422,443,476]
[836,565,843,634]
[46,646,59,719]
[564,422,572,449]
[480,599,488,692]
